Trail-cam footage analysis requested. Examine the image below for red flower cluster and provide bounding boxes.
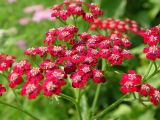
[0,53,15,96]
[120,70,160,106]
[141,25,160,60]
[0,53,15,72]
[51,0,103,22]
[44,25,78,45]
[138,83,160,106]
[90,18,143,34]
[120,70,142,93]
[20,24,134,96]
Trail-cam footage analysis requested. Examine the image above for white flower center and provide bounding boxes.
[30,67,40,76]
[10,73,18,82]
[52,71,64,79]
[46,82,56,91]
[128,74,136,80]
[26,84,36,94]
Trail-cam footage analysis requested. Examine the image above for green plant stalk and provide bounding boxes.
[143,69,160,82]
[153,61,158,72]
[90,84,102,117]
[143,61,160,82]
[94,94,128,119]
[72,15,78,40]
[89,59,106,119]
[143,61,153,82]
[60,94,82,120]
[73,15,77,27]
[58,18,67,25]
[0,73,22,107]
[12,88,22,107]
[76,88,81,104]
[0,101,40,120]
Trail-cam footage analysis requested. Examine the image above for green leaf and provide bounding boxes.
[100,0,127,18]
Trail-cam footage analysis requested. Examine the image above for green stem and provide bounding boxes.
[153,61,158,72]
[0,73,22,107]
[73,15,77,27]
[90,84,102,117]
[138,94,147,107]
[58,18,67,25]
[94,94,128,119]
[60,93,75,104]
[89,59,106,119]
[60,94,82,120]
[72,15,78,40]
[143,61,153,82]
[132,93,137,99]
[12,88,22,107]
[144,70,160,82]
[0,101,39,120]
[76,89,81,104]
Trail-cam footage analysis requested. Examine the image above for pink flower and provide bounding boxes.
[18,18,31,25]
[32,9,55,22]
[7,0,16,4]
[24,5,44,13]
[16,40,27,50]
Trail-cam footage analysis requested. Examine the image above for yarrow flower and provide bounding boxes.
[8,72,23,88]
[0,53,15,72]
[150,90,160,106]
[120,70,142,93]
[141,25,160,61]
[21,81,41,100]
[51,0,103,22]
[90,18,143,34]
[42,79,66,96]
[120,70,160,106]
[138,83,154,96]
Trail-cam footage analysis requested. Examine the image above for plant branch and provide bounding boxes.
[94,94,128,119]
[60,93,82,120]
[0,101,40,120]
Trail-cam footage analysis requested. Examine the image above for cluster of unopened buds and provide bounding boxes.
[0,0,160,120]
[51,0,103,22]
[90,18,144,34]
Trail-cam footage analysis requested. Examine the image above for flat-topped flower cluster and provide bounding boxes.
[0,0,160,108]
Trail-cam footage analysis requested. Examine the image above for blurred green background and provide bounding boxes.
[0,0,160,120]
